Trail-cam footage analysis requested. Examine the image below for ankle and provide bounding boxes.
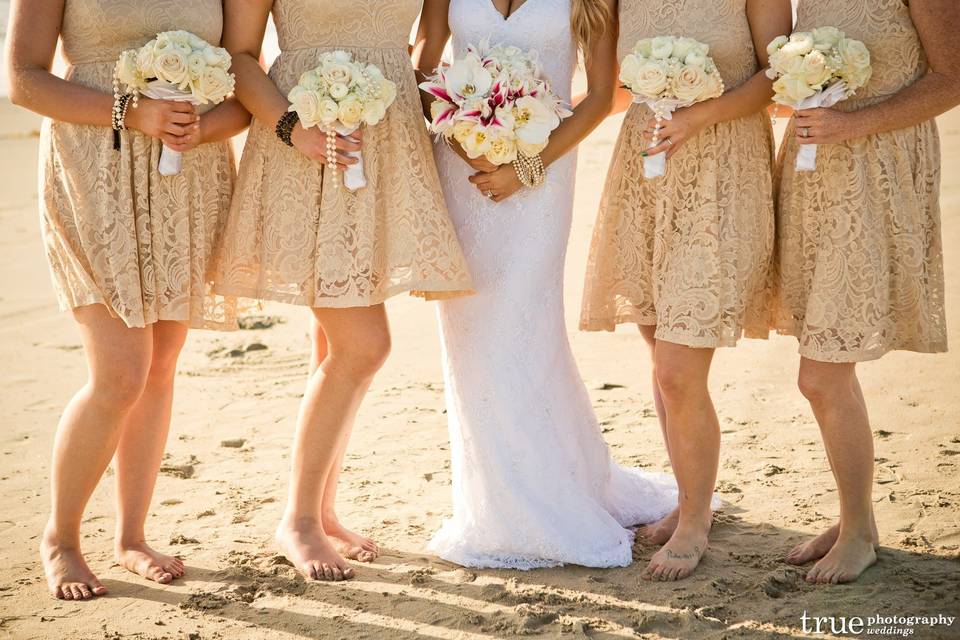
[675,510,713,534]
[114,535,148,551]
[42,523,80,550]
[278,514,321,533]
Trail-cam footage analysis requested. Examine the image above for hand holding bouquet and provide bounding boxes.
[766,28,872,171]
[286,51,397,191]
[419,39,571,184]
[114,30,235,176]
[619,36,725,178]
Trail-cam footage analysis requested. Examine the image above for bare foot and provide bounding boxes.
[276,520,355,581]
[115,542,185,584]
[638,507,679,546]
[785,519,879,566]
[40,530,107,600]
[643,521,709,582]
[323,515,379,563]
[805,534,877,584]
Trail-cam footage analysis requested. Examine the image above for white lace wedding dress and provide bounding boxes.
[428,0,678,569]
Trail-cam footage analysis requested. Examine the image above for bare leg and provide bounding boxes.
[42,305,152,600]
[636,325,678,545]
[794,359,878,584]
[276,305,390,581]
[308,317,378,563]
[114,321,189,584]
[644,342,717,581]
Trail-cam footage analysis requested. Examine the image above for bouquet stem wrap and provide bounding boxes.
[335,124,365,191]
[635,97,693,179]
[141,80,201,176]
[792,81,848,172]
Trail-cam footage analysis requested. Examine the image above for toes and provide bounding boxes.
[357,550,375,563]
[91,580,107,596]
[342,565,355,579]
[77,584,93,599]
[61,586,72,600]
[69,585,84,600]
[321,563,334,581]
[306,564,319,580]
[331,566,344,581]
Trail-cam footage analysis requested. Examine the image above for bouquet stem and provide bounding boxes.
[141,81,200,177]
[336,124,366,191]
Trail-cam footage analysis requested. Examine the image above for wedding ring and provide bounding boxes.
[485,191,494,199]
[666,138,673,146]
[800,127,810,138]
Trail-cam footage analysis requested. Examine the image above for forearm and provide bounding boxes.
[849,72,960,137]
[9,67,114,127]
[231,53,289,127]
[199,97,251,143]
[540,88,614,168]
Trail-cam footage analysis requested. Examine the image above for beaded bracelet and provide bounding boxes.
[275,110,300,147]
[111,93,134,150]
[513,152,545,188]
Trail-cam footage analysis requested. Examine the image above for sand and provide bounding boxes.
[0,97,958,639]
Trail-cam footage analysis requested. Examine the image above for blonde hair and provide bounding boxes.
[570,0,612,61]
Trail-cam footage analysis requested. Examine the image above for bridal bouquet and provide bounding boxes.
[766,28,872,171]
[419,39,571,168]
[114,30,235,176]
[620,36,725,178]
[287,51,397,191]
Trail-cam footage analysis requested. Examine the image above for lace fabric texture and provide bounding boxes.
[579,0,775,346]
[40,0,238,329]
[429,0,678,570]
[771,0,946,362]
[210,0,473,308]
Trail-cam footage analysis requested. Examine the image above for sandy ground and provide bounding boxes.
[0,97,958,640]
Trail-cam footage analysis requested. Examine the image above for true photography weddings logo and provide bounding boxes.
[801,611,956,637]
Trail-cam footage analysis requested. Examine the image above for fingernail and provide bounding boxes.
[641,152,648,157]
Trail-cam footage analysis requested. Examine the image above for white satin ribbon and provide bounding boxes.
[789,81,849,172]
[633,96,696,179]
[335,124,366,191]
[140,80,201,177]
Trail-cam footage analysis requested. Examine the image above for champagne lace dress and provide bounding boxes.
[41,0,237,330]
[580,0,775,347]
[211,0,472,307]
[772,0,946,362]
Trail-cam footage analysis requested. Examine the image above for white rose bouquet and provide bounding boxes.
[419,39,571,169]
[619,36,725,178]
[114,30,235,176]
[286,51,397,191]
[766,28,872,171]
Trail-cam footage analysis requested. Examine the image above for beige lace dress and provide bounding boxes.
[772,0,946,362]
[579,0,775,347]
[40,0,237,330]
[211,0,473,307]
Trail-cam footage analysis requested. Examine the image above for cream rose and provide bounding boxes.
[781,32,815,58]
[773,75,816,104]
[619,54,641,88]
[288,86,323,128]
[362,99,387,125]
[460,126,493,159]
[800,50,832,88]
[337,97,364,128]
[329,82,349,100]
[154,51,189,87]
[838,37,871,89]
[766,35,788,58]
[673,65,710,101]
[633,39,654,58]
[187,52,206,80]
[196,66,234,103]
[672,37,698,60]
[631,60,669,97]
[812,27,842,51]
[116,50,143,89]
[485,135,517,165]
[318,99,340,125]
[322,61,353,86]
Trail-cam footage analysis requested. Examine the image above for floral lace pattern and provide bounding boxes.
[771,0,947,362]
[580,0,775,346]
[41,0,237,329]
[428,0,679,571]
[210,0,473,307]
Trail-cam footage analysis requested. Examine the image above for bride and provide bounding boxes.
[413,0,677,569]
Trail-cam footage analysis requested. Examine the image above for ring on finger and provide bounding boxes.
[800,127,810,138]
[666,138,673,146]
[485,191,494,199]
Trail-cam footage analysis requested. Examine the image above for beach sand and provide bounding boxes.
[0,98,957,639]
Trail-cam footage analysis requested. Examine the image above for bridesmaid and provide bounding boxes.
[580,0,792,581]
[213,0,473,581]
[6,0,248,599]
[773,0,960,584]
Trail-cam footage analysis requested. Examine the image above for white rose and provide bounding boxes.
[376,77,397,107]
[154,51,190,87]
[452,119,475,144]
[633,38,654,58]
[773,74,816,105]
[329,82,349,100]
[203,46,230,68]
[673,65,709,101]
[196,66,234,103]
[766,35,788,58]
[188,33,208,50]
[298,70,322,91]
[322,61,354,86]
[187,52,206,80]
[362,99,387,125]
[337,97,364,128]
[485,135,517,165]
[672,37,698,60]
[135,44,156,77]
[115,50,143,89]
[631,60,669,97]
[619,54,641,88]
[288,86,322,128]
[168,31,191,47]
[318,99,340,125]
[650,36,674,60]
[812,27,842,51]
[781,32,815,58]
[838,37,871,89]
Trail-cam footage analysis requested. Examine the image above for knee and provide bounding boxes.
[88,362,150,409]
[797,363,850,406]
[147,344,184,384]
[654,358,691,400]
[328,328,391,379]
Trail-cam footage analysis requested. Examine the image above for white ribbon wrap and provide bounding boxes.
[140,80,202,176]
[335,124,366,191]
[789,81,848,172]
[633,96,696,179]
